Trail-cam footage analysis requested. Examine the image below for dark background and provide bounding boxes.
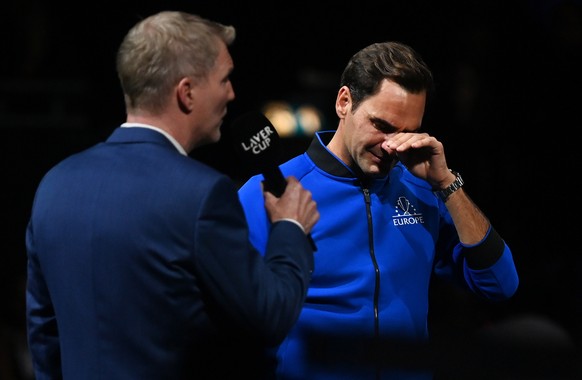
[2,0,581,378]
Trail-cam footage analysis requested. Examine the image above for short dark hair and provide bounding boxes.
[340,41,434,111]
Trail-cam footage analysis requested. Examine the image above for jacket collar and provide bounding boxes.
[106,126,180,153]
[306,131,377,184]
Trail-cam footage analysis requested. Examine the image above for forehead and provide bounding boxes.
[213,42,234,75]
[359,79,426,130]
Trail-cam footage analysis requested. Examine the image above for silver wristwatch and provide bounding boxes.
[434,170,464,202]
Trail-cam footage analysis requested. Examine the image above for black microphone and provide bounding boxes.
[230,111,287,196]
[229,111,316,250]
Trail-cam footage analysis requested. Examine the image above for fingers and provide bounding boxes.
[301,197,320,234]
[284,178,320,234]
[382,132,450,184]
[384,132,436,152]
[263,176,319,234]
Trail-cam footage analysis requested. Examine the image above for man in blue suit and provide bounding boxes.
[25,11,319,379]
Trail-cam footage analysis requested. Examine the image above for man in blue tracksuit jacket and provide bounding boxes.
[237,41,519,379]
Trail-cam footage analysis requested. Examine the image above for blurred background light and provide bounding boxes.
[262,100,325,138]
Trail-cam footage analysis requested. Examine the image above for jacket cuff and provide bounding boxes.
[464,227,505,270]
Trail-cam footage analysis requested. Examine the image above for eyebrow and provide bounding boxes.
[222,66,234,82]
[370,116,422,133]
[370,116,398,133]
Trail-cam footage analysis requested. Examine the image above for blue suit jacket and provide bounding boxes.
[26,126,314,379]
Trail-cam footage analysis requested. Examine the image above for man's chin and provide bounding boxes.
[373,159,396,176]
[366,166,390,179]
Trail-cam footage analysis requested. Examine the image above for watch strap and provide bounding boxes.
[435,170,464,202]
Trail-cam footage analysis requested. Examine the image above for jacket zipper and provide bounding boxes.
[363,186,381,379]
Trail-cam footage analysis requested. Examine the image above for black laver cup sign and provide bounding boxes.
[240,124,276,155]
[230,111,285,196]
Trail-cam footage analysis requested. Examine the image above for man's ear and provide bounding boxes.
[176,77,194,113]
[335,86,351,118]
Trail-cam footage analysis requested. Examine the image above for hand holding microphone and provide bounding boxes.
[230,111,318,249]
[263,176,319,235]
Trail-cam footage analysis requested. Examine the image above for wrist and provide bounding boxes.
[276,218,306,234]
[434,170,464,202]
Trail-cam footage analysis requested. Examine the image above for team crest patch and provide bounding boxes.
[392,196,424,225]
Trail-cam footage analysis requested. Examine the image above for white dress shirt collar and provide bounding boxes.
[121,122,187,156]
